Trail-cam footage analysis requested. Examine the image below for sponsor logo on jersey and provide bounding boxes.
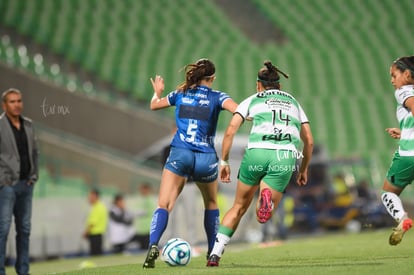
[182,98,194,104]
[199,99,210,106]
[257,90,294,99]
[265,98,292,110]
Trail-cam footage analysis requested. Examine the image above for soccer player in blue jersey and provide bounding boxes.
[143,58,238,268]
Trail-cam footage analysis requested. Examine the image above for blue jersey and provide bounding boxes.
[167,85,231,153]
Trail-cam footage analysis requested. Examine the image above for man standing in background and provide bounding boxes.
[134,183,156,250]
[0,88,39,275]
[83,188,108,256]
[109,193,137,253]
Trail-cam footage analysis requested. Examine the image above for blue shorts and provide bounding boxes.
[164,147,218,183]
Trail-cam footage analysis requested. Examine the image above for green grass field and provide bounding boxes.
[6,229,413,275]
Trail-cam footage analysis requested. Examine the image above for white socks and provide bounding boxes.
[210,232,230,257]
[381,192,406,222]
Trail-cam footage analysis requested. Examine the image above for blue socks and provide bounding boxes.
[149,208,169,246]
[204,209,220,254]
[148,207,219,253]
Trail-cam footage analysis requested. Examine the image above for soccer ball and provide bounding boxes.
[161,238,192,266]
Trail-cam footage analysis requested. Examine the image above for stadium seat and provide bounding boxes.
[0,0,412,175]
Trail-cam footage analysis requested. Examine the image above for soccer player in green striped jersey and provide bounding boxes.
[381,56,414,245]
[207,60,313,266]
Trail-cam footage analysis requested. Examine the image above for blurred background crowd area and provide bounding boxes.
[0,0,412,260]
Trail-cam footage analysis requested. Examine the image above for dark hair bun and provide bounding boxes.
[264,60,273,71]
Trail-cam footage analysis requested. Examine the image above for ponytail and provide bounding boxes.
[257,60,288,89]
[177,58,215,92]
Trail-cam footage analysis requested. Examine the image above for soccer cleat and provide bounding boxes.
[389,217,413,246]
[143,244,159,268]
[206,254,220,267]
[257,188,274,223]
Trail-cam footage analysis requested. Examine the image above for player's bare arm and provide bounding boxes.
[222,98,238,113]
[297,123,313,186]
[220,113,243,183]
[385,128,401,139]
[150,75,169,110]
[405,96,414,116]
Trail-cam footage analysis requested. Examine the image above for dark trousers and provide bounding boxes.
[88,234,103,256]
[111,234,150,253]
[134,233,150,250]
[0,180,33,275]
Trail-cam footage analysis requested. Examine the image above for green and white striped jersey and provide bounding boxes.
[235,89,309,152]
[395,84,414,156]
